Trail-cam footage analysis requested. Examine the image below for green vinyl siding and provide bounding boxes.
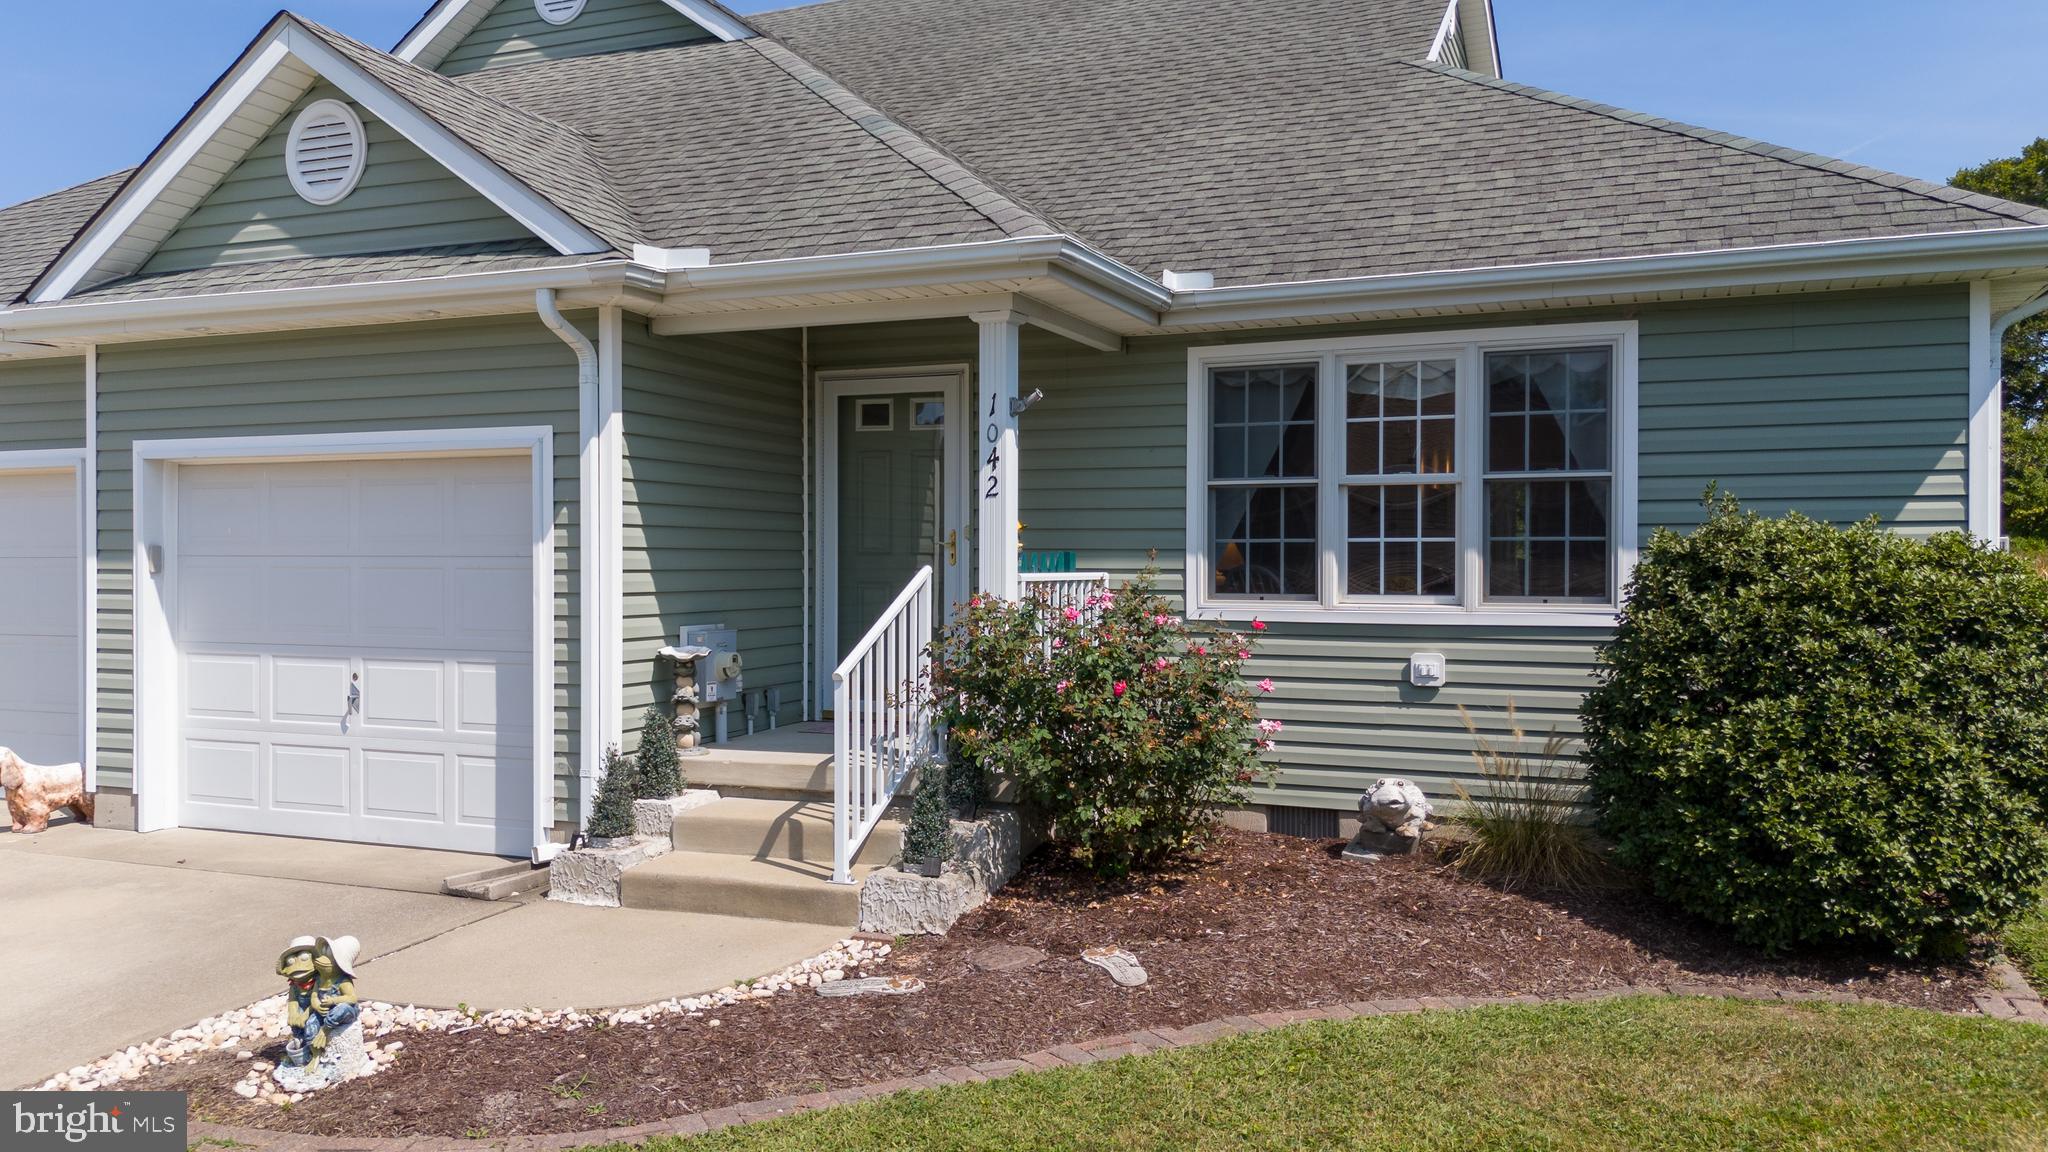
[804,286,1973,808]
[91,315,584,824]
[438,0,714,76]
[0,358,85,451]
[620,320,805,753]
[140,85,529,275]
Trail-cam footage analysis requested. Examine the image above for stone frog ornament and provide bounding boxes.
[1343,777,1436,859]
[275,934,364,1086]
[0,747,93,834]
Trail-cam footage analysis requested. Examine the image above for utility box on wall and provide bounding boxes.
[680,624,743,704]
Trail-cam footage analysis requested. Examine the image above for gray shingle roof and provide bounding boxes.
[291,16,645,252]
[455,39,1032,260]
[753,0,2048,285]
[0,170,131,304]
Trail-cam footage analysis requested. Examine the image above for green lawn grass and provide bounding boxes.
[602,998,2048,1152]
[2008,893,2048,990]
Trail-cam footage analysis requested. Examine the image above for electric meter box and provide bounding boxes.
[680,624,744,702]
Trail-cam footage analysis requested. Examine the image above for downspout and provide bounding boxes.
[537,288,598,860]
[1985,288,2048,547]
[801,326,812,722]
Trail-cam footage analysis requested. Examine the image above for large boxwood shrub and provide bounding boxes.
[1583,494,2048,956]
[931,570,1273,876]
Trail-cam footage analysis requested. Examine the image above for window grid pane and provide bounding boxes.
[1346,360,1457,477]
[1346,483,1457,597]
[1210,363,1318,599]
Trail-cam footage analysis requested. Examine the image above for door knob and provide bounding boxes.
[347,674,361,715]
[946,529,958,566]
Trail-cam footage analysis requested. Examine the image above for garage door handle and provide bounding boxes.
[347,675,361,715]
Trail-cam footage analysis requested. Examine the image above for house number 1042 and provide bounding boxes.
[984,392,1002,499]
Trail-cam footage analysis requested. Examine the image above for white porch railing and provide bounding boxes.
[830,565,936,885]
[1021,571,1111,617]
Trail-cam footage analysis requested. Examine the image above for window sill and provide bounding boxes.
[1189,602,1621,629]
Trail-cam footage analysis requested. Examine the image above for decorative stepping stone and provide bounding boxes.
[970,943,1049,973]
[1082,946,1148,987]
[817,975,925,998]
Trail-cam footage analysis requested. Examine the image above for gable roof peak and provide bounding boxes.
[395,0,756,71]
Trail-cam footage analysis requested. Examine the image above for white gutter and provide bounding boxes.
[1166,226,2048,327]
[1975,288,2048,544]
[536,288,608,840]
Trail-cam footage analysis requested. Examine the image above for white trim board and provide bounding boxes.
[1183,320,1639,629]
[1968,281,2001,543]
[0,448,91,775]
[394,0,754,69]
[29,16,606,304]
[126,426,557,853]
[812,367,970,706]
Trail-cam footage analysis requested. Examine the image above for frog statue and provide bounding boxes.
[274,935,365,1088]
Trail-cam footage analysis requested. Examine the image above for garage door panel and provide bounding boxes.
[362,660,444,730]
[271,657,351,726]
[271,744,350,814]
[455,565,529,645]
[185,740,260,806]
[267,564,353,642]
[362,749,444,822]
[0,558,77,634]
[0,460,80,769]
[359,566,447,643]
[186,654,260,721]
[178,559,263,642]
[175,456,532,855]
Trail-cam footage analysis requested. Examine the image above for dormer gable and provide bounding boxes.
[397,0,754,75]
[28,14,621,303]
[1425,0,1502,78]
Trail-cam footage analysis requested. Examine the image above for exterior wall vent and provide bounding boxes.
[535,0,588,24]
[285,100,368,207]
[1267,805,1340,840]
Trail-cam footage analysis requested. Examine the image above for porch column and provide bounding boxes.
[972,309,1023,600]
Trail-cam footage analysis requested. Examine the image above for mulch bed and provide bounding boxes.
[138,828,1990,1138]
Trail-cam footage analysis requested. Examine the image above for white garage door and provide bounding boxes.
[0,470,82,768]
[174,456,534,855]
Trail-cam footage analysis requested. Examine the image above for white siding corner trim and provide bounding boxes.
[1967,280,2001,544]
[126,427,556,854]
[1183,320,1639,628]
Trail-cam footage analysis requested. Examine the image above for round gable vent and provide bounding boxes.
[286,100,368,207]
[535,0,587,24]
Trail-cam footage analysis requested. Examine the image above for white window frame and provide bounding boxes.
[1185,320,1638,628]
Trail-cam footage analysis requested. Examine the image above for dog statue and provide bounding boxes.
[0,747,93,834]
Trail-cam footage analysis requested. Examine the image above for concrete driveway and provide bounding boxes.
[0,824,846,1089]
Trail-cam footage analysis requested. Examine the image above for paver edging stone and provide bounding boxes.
[187,981,2043,1152]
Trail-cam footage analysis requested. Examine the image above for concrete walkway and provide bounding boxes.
[0,824,848,1088]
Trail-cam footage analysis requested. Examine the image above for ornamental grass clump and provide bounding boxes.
[1452,703,1609,894]
[1583,493,2048,957]
[931,568,1274,877]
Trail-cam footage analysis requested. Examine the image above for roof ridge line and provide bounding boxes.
[1406,60,2048,229]
[745,36,1068,241]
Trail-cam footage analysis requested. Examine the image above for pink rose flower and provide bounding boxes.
[1257,718,1284,735]
[1055,679,1071,694]
[1062,606,1082,623]
[1153,657,1170,670]
[1237,649,1251,660]
[1051,637,1065,650]
[1193,645,1207,656]
[1113,680,1127,698]
[1252,618,1268,632]
[1257,678,1276,694]
[1258,738,1277,753]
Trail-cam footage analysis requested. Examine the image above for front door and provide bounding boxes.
[836,392,947,663]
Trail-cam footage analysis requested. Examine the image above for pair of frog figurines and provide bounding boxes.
[275,934,361,1068]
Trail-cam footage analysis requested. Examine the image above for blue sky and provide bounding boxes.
[2,0,2043,209]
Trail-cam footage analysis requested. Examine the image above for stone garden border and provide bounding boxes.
[188,970,2048,1151]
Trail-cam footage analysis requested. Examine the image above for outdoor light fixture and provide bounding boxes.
[1011,388,1045,416]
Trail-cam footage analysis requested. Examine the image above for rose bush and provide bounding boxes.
[931,569,1273,876]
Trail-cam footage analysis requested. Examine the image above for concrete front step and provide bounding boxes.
[681,742,833,800]
[619,851,882,925]
[673,796,904,866]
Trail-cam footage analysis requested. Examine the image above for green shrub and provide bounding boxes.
[635,706,684,799]
[1452,703,1609,893]
[902,761,952,868]
[585,744,641,841]
[1583,494,2048,956]
[931,569,1273,877]
[2005,412,2048,545]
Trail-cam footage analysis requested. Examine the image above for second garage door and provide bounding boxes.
[174,456,534,855]
[0,469,82,768]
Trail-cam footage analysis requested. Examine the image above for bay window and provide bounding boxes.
[1189,323,1636,624]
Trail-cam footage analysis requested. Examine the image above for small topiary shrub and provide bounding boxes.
[635,706,684,799]
[931,568,1274,877]
[1583,493,2048,956]
[585,744,641,842]
[902,760,952,872]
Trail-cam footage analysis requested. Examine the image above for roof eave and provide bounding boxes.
[1162,226,2048,328]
